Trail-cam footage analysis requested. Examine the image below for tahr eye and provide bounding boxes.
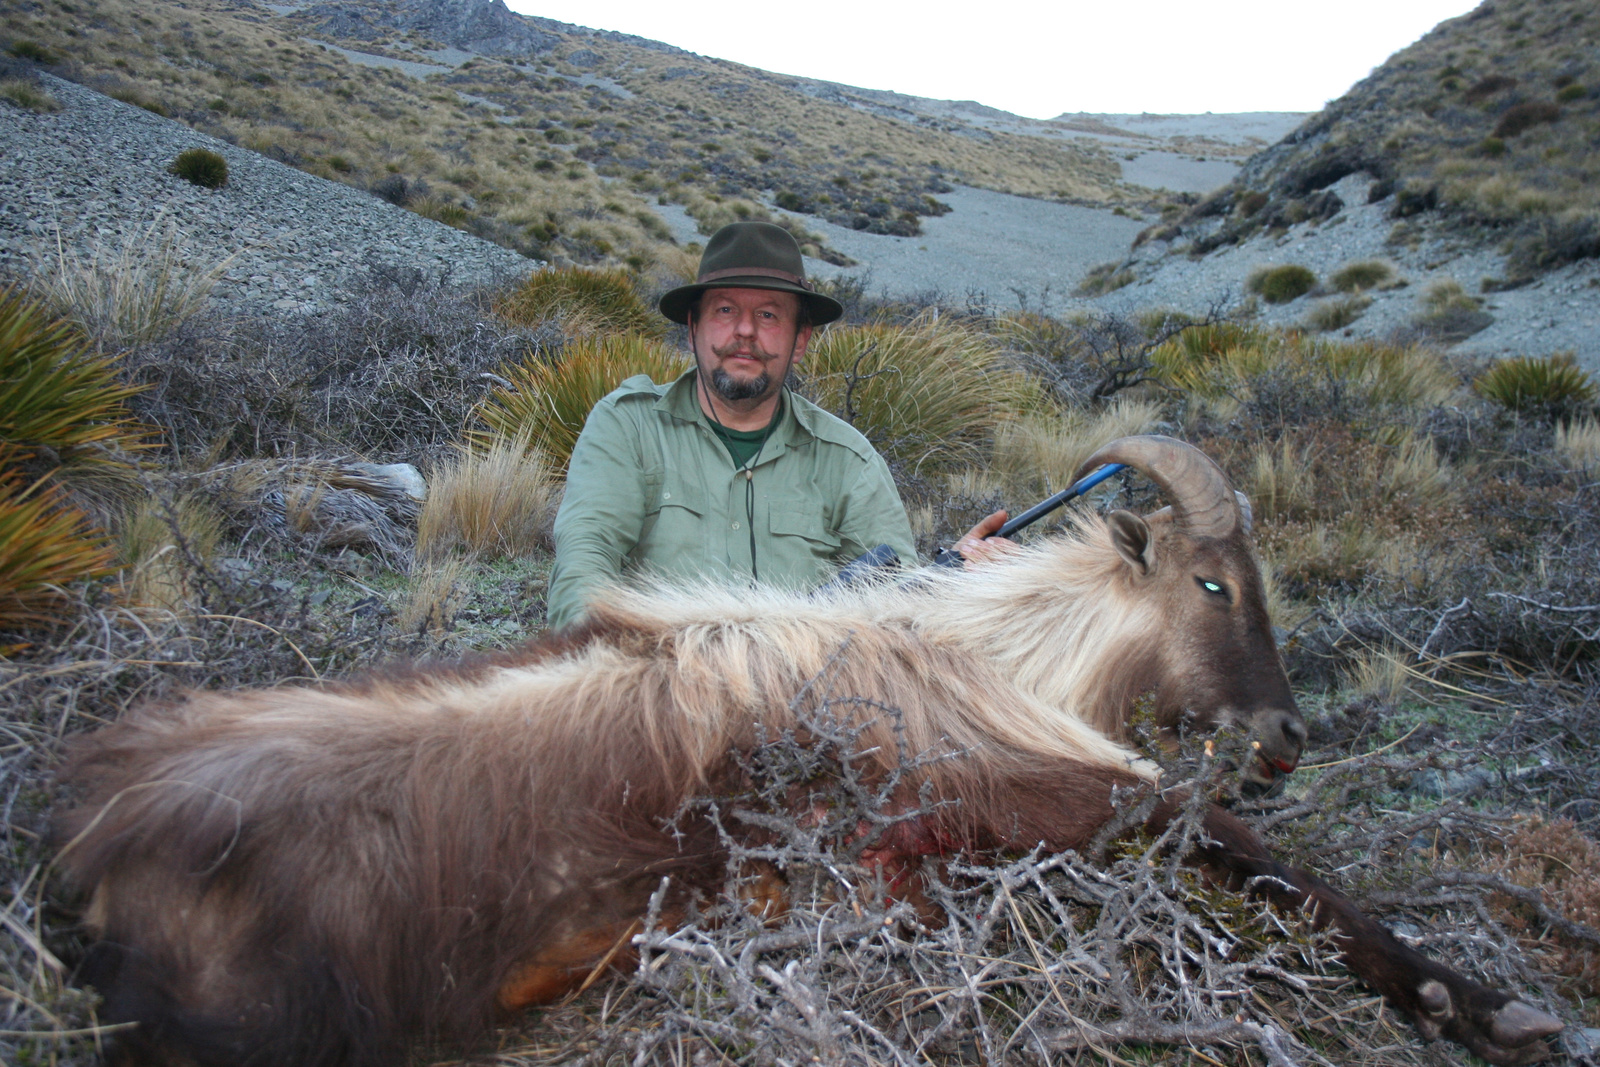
[1197,578,1227,596]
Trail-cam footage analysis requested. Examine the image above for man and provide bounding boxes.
[546,221,1006,631]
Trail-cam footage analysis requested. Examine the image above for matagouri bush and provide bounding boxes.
[4,265,1600,1067]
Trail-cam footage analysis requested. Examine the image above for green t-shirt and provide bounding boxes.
[707,401,781,469]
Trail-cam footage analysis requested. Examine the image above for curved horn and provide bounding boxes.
[1073,435,1239,538]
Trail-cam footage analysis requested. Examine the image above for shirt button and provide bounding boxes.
[663,491,671,499]
[732,522,740,530]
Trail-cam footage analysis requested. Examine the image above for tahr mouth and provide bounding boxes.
[1238,746,1296,799]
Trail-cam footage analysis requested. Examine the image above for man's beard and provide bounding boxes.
[704,338,791,402]
[709,366,771,401]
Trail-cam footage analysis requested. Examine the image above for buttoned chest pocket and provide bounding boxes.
[769,502,840,559]
[634,479,710,566]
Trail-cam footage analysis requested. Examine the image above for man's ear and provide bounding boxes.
[791,321,812,368]
[1108,509,1154,575]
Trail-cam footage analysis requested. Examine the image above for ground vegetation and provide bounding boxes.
[2,250,1598,1064]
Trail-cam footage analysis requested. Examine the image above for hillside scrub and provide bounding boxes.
[1,0,1125,272]
[1161,0,1600,275]
[4,278,1600,1062]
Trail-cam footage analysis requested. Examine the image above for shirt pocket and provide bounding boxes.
[635,478,709,567]
[769,502,841,554]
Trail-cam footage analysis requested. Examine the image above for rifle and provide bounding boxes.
[930,462,1127,568]
[816,463,1130,594]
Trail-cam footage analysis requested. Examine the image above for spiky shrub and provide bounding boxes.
[0,288,148,477]
[1328,260,1396,292]
[798,313,1045,473]
[474,334,689,472]
[1246,264,1317,304]
[0,468,112,631]
[168,147,229,189]
[1474,352,1598,417]
[493,265,665,339]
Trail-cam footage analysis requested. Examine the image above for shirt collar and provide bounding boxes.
[656,368,818,459]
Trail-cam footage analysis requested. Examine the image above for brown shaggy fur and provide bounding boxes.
[53,511,1559,1066]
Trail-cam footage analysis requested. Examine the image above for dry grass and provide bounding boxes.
[396,556,464,635]
[30,217,236,348]
[989,399,1164,501]
[116,490,222,613]
[417,435,558,561]
[1555,416,1600,467]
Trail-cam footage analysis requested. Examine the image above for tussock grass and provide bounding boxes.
[798,313,1046,474]
[30,217,237,348]
[0,287,149,471]
[1154,329,1460,411]
[0,75,59,112]
[1304,294,1372,332]
[1328,260,1398,293]
[0,471,114,631]
[1246,264,1317,304]
[117,491,222,613]
[493,265,664,339]
[418,435,558,561]
[396,556,464,635]
[1554,416,1600,467]
[990,400,1164,502]
[475,334,689,472]
[167,147,228,189]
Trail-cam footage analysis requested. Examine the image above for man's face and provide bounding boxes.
[690,287,811,404]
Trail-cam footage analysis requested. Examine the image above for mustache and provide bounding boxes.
[711,339,780,360]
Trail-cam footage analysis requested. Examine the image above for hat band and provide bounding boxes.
[696,266,814,291]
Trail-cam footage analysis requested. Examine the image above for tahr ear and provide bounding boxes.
[1234,490,1253,535]
[1108,509,1154,575]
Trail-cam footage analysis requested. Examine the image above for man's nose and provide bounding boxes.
[732,309,758,337]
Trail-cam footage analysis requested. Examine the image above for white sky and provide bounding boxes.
[502,0,1481,118]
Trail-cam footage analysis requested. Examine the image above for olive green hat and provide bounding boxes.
[658,221,843,325]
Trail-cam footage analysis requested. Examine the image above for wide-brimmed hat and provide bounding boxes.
[658,221,843,325]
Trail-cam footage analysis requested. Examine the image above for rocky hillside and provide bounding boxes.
[0,0,1143,273]
[1080,0,1600,372]
[1146,0,1599,279]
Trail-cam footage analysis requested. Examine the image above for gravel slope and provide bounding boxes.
[0,74,532,316]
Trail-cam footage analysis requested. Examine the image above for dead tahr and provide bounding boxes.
[55,437,1562,1066]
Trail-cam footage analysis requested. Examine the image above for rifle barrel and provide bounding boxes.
[996,463,1126,538]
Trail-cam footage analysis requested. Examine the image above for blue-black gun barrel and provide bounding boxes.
[995,463,1127,538]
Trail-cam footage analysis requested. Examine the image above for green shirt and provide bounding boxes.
[547,369,917,630]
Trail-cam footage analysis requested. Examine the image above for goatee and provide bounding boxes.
[710,367,771,402]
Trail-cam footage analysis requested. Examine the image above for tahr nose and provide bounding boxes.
[1262,709,1306,773]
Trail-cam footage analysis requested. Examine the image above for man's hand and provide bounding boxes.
[955,510,1015,566]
